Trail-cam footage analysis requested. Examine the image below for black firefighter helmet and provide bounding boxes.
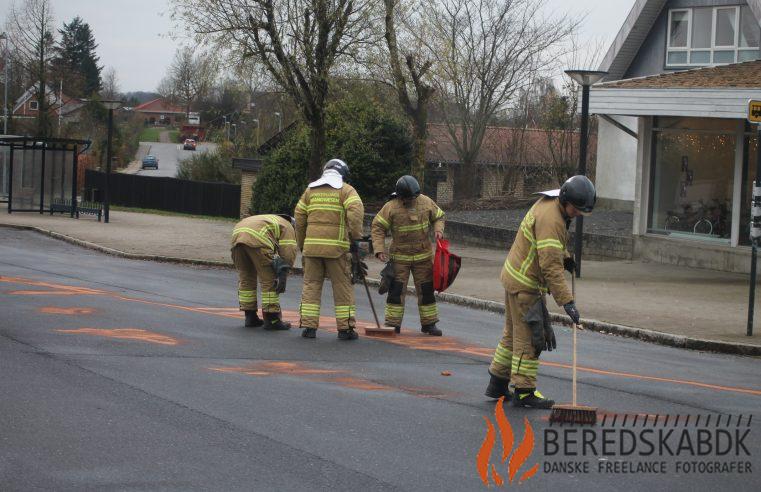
[559,175,596,215]
[323,158,350,180]
[395,175,421,199]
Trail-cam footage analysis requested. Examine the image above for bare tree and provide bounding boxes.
[422,0,577,200]
[7,0,55,136]
[170,0,376,179]
[156,76,176,102]
[161,46,218,115]
[100,66,120,100]
[383,0,434,183]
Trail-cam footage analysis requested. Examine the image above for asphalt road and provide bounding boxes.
[1,230,760,491]
[136,141,217,178]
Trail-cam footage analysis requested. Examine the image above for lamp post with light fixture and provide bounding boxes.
[1,32,8,135]
[274,111,282,133]
[563,69,607,278]
[101,100,122,223]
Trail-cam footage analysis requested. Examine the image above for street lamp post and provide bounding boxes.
[564,69,607,278]
[274,111,282,133]
[252,118,260,147]
[1,32,8,135]
[101,100,122,223]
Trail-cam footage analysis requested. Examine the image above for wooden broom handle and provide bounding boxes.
[572,274,577,407]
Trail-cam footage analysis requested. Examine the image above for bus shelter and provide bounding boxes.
[1,136,91,217]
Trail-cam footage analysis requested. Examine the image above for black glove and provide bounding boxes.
[563,256,576,274]
[272,256,290,294]
[540,298,556,352]
[524,298,554,357]
[378,260,395,294]
[543,321,557,352]
[563,301,580,325]
[351,256,368,284]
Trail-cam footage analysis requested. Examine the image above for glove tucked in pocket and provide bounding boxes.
[523,296,556,357]
[378,261,395,294]
[271,255,290,294]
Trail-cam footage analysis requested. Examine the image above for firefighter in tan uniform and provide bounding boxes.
[371,175,445,336]
[295,159,365,340]
[485,176,596,409]
[231,214,298,330]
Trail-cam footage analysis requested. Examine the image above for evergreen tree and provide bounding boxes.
[51,17,102,97]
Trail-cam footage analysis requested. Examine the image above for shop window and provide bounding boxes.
[649,118,735,241]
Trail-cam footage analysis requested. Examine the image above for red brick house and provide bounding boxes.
[133,98,185,125]
[12,85,88,124]
[425,123,594,204]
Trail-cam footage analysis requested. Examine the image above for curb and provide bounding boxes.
[4,222,759,356]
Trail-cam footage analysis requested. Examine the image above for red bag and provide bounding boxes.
[433,238,461,293]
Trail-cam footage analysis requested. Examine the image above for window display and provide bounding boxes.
[649,118,735,241]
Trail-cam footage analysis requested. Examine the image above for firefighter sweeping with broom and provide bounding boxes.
[231,214,298,330]
[484,175,596,409]
[371,175,445,336]
[295,159,366,340]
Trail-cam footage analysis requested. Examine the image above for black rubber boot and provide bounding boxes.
[337,328,359,340]
[485,372,513,401]
[385,324,401,334]
[262,312,291,331]
[244,310,263,328]
[513,389,554,409]
[421,323,442,336]
[301,328,317,338]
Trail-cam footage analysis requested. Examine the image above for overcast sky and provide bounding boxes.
[1,0,635,93]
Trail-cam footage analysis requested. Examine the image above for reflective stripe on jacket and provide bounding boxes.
[371,194,445,263]
[294,184,364,258]
[231,214,298,266]
[500,197,573,306]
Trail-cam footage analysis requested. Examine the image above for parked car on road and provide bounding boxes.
[183,139,197,151]
[141,155,159,169]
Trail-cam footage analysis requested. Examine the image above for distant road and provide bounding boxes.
[136,141,217,178]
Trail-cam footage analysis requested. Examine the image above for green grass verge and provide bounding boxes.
[168,130,180,142]
[138,127,162,142]
[110,205,238,222]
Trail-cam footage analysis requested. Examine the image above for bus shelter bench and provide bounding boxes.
[50,198,102,221]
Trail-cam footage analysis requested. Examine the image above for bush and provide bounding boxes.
[251,95,412,214]
[176,142,241,184]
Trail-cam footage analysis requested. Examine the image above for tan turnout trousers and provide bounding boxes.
[231,245,282,313]
[489,290,541,390]
[384,260,438,327]
[299,254,356,330]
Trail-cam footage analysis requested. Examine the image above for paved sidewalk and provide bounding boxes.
[2,204,760,349]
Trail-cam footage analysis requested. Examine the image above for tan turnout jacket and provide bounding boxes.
[371,194,445,263]
[295,183,364,258]
[500,197,573,306]
[231,215,298,266]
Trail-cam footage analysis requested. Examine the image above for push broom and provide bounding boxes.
[549,273,597,424]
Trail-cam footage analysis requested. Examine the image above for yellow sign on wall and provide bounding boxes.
[748,100,761,123]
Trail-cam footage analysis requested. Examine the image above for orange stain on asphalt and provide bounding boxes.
[209,360,451,397]
[39,307,95,315]
[4,275,761,397]
[326,377,391,391]
[56,328,181,346]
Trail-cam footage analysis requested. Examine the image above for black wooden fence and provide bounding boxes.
[84,170,240,218]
